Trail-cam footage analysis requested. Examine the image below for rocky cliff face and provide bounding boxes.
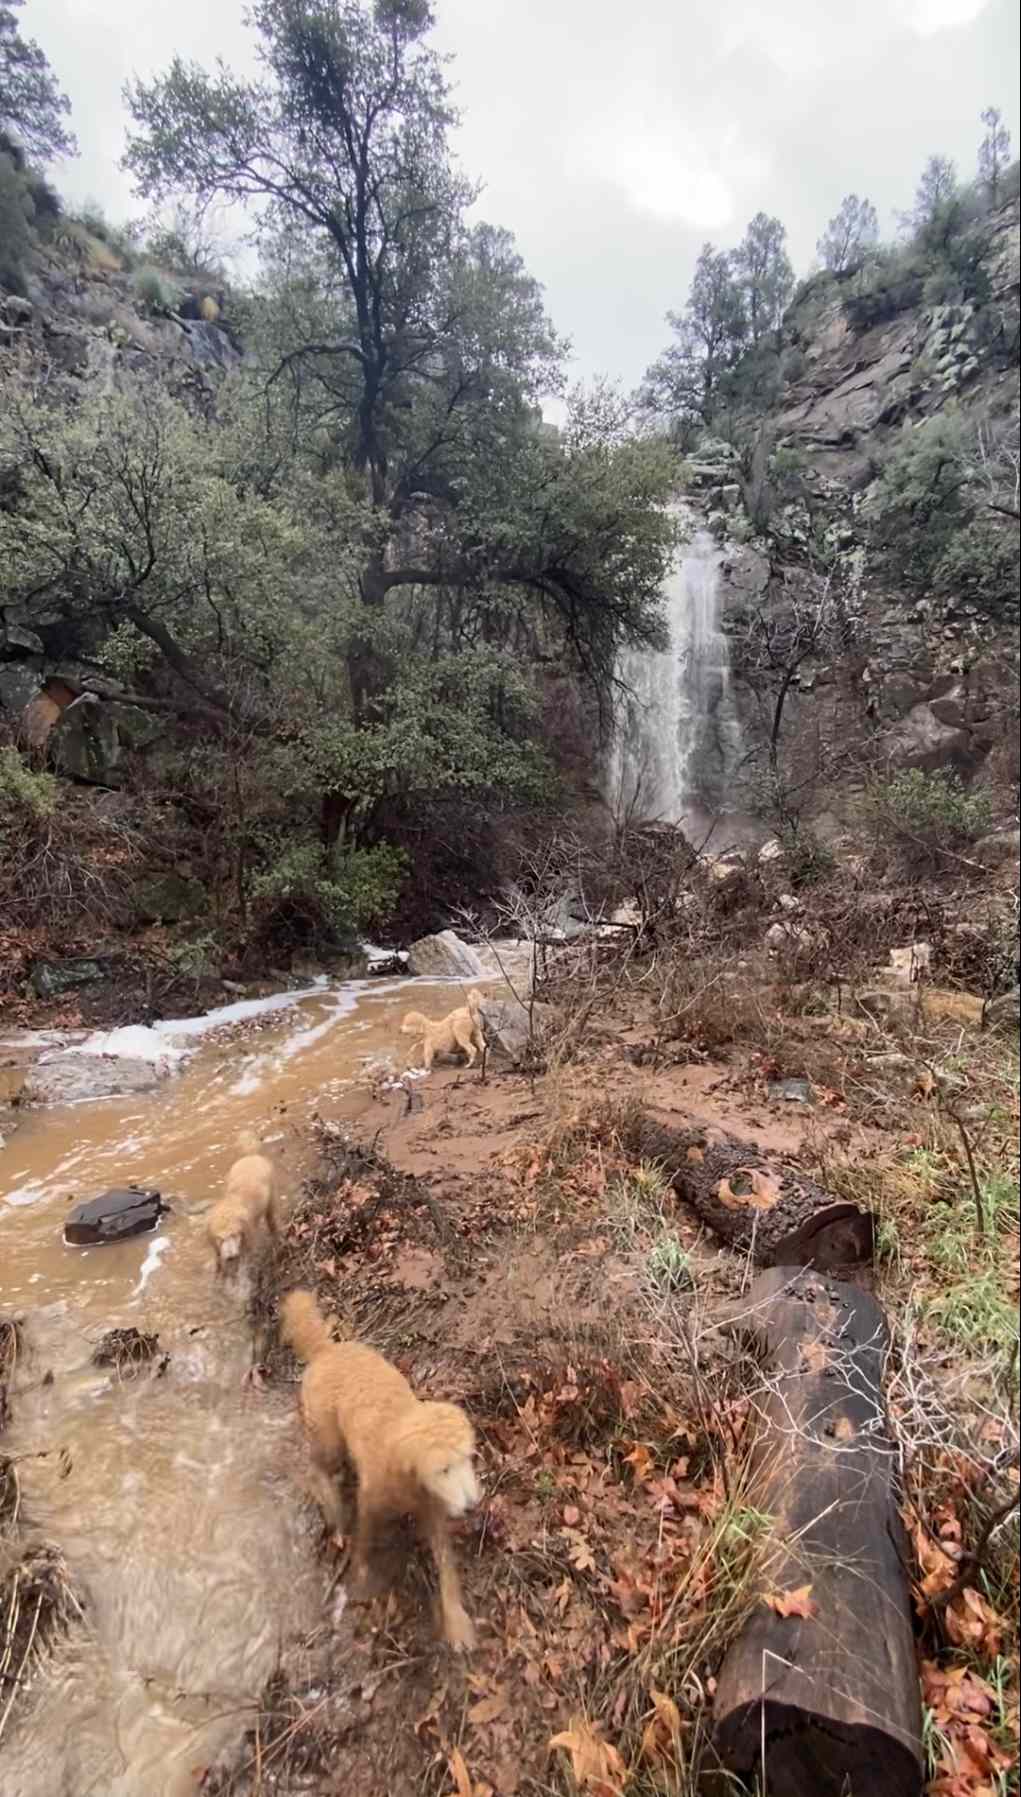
[0,229,242,780]
[701,198,1020,810]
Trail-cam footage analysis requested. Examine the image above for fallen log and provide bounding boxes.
[624,1117,874,1270]
[712,1266,922,1797]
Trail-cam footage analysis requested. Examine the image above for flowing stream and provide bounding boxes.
[609,520,741,829]
[0,968,512,1795]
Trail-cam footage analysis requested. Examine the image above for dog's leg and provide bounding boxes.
[421,1037,434,1073]
[266,1194,280,1237]
[422,1501,475,1651]
[349,1481,386,1599]
[306,1460,343,1530]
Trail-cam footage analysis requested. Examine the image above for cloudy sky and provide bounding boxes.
[29,0,1021,392]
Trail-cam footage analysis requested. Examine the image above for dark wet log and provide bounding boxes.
[64,1188,168,1246]
[712,1267,923,1797]
[624,1118,873,1270]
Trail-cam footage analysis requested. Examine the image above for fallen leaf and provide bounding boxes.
[764,1584,818,1620]
[469,1689,509,1727]
[946,1587,1006,1659]
[913,1069,938,1101]
[685,1145,704,1165]
[448,1747,473,1797]
[832,1416,857,1441]
[549,1717,628,1793]
[640,1688,685,1766]
[563,1504,581,1526]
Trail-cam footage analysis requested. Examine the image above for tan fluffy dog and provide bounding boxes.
[400,987,486,1072]
[280,1289,479,1650]
[205,1129,280,1276]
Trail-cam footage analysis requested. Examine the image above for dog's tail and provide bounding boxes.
[400,1011,430,1037]
[280,1289,332,1362]
[236,1127,263,1157]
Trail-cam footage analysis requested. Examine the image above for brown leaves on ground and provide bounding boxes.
[763,1584,818,1620]
[922,1662,1017,1797]
[549,1716,628,1794]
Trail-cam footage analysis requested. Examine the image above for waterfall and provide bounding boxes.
[608,520,741,827]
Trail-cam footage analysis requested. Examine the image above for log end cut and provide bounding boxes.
[714,1700,923,1797]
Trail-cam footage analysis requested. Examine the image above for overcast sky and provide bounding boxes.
[29,0,1021,394]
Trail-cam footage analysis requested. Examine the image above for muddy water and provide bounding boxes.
[0,973,505,1796]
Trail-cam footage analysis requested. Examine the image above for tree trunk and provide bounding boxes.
[623,1118,874,1271]
[712,1266,923,1797]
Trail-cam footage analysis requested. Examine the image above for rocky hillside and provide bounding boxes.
[699,196,1020,813]
[1,223,241,767]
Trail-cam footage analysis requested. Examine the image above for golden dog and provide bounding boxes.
[205,1129,279,1276]
[280,1289,479,1650]
[400,987,486,1072]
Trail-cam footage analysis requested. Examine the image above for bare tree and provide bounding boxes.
[733,568,861,836]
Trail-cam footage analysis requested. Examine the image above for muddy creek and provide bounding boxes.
[0,971,506,1796]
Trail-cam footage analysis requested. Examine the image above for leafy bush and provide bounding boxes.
[862,770,994,873]
[0,150,33,291]
[777,823,835,888]
[0,744,57,821]
[843,248,926,331]
[250,838,407,950]
[132,265,181,312]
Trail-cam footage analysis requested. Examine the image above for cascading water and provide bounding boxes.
[608,516,741,827]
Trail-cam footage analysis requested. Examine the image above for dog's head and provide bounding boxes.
[415,1403,480,1516]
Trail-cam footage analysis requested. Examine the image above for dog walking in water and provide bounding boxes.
[205,1129,280,1277]
[400,988,486,1072]
[280,1288,480,1650]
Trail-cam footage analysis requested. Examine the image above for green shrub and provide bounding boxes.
[0,152,34,292]
[843,248,925,332]
[862,769,994,872]
[132,265,181,313]
[250,838,406,948]
[778,823,835,888]
[0,744,58,821]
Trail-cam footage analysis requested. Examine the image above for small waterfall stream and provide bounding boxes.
[609,520,741,827]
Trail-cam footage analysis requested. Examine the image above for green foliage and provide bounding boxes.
[133,264,181,312]
[817,193,879,273]
[0,0,75,162]
[0,743,57,820]
[842,245,926,331]
[867,413,1019,611]
[250,838,406,945]
[0,146,32,288]
[862,770,994,872]
[777,823,835,888]
[732,211,794,346]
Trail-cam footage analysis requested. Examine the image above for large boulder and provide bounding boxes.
[479,996,553,1066]
[0,662,43,717]
[51,697,161,786]
[884,702,976,773]
[405,930,485,979]
[29,954,123,999]
[22,1054,172,1106]
[64,1187,169,1246]
[974,829,1020,873]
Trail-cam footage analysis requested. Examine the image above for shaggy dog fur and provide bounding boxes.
[400,987,486,1072]
[205,1129,280,1276]
[280,1289,480,1650]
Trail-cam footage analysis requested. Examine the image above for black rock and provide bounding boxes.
[64,1188,169,1247]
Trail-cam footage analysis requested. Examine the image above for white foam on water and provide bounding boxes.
[73,1025,185,1064]
[132,1234,171,1298]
